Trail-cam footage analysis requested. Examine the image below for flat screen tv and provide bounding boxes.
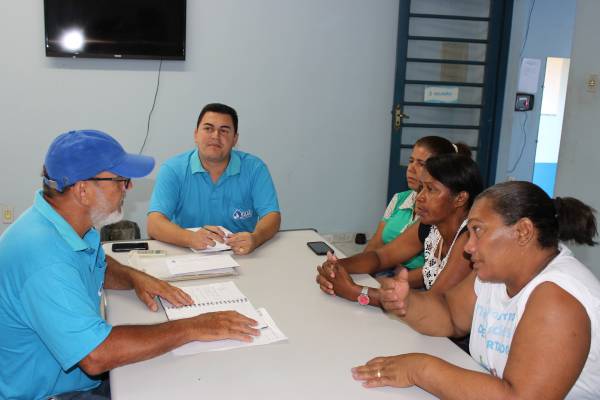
[44,0,186,60]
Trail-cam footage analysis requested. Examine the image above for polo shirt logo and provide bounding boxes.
[232,209,253,220]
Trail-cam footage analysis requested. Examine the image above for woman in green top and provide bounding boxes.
[364,136,471,283]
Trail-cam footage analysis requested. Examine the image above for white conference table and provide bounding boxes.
[104,229,484,399]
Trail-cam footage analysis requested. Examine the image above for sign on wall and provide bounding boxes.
[424,86,459,103]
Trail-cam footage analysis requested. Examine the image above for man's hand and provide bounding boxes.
[130,270,193,311]
[380,267,411,316]
[226,232,257,255]
[188,311,261,342]
[188,226,226,250]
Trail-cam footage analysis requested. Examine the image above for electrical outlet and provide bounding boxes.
[331,232,354,243]
[587,74,598,93]
[321,234,334,243]
[2,206,14,224]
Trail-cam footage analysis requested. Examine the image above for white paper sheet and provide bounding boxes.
[518,58,541,94]
[172,308,287,355]
[166,254,239,276]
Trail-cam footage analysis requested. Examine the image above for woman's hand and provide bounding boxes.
[316,252,360,300]
[379,267,411,316]
[351,353,427,388]
[316,251,337,294]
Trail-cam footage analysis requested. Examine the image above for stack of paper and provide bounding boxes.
[166,253,239,277]
[127,251,238,281]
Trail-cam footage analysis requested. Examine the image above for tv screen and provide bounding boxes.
[44,0,186,60]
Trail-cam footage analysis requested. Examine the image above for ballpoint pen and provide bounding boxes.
[202,226,226,237]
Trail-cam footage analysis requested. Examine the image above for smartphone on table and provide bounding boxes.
[306,241,334,256]
[111,242,149,252]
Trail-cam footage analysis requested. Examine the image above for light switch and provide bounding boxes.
[2,207,14,224]
[587,74,598,93]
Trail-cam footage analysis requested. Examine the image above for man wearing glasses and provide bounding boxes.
[147,103,281,255]
[0,130,259,399]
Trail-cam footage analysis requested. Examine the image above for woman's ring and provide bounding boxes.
[376,369,381,378]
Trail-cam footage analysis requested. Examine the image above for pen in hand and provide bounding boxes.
[202,227,222,235]
[198,226,227,248]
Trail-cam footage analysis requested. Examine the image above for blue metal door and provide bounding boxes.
[388,0,513,198]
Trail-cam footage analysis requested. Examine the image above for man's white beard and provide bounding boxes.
[90,187,125,229]
[91,208,124,229]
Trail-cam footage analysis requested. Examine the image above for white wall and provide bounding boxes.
[0,0,399,236]
[555,0,600,278]
[495,0,576,182]
[536,58,570,164]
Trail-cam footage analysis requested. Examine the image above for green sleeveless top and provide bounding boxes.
[381,190,424,270]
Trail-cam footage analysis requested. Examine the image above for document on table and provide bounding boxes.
[187,226,233,253]
[160,281,264,327]
[166,254,239,276]
[127,252,237,281]
[172,307,287,355]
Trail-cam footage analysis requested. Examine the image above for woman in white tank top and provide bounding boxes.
[352,181,600,399]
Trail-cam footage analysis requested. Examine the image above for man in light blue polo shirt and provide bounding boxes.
[0,130,259,400]
[147,103,281,255]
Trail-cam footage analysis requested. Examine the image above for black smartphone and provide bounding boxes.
[112,242,149,253]
[307,241,334,256]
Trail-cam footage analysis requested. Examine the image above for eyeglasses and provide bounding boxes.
[86,176,131,189]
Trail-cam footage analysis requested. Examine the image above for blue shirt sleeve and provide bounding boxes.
[20,264,112,371]
[148,164,181,219]
[251,161,280,218]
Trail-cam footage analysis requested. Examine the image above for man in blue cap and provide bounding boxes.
[0,130,260,400]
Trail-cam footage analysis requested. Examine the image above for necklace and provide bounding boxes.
[423,219,468,289]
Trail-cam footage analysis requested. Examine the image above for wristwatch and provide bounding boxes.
[357,286,370,305]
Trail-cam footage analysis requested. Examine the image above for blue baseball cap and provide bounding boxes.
[44,130,155,191]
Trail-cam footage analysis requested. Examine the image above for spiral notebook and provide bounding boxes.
[160,281,265,328]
